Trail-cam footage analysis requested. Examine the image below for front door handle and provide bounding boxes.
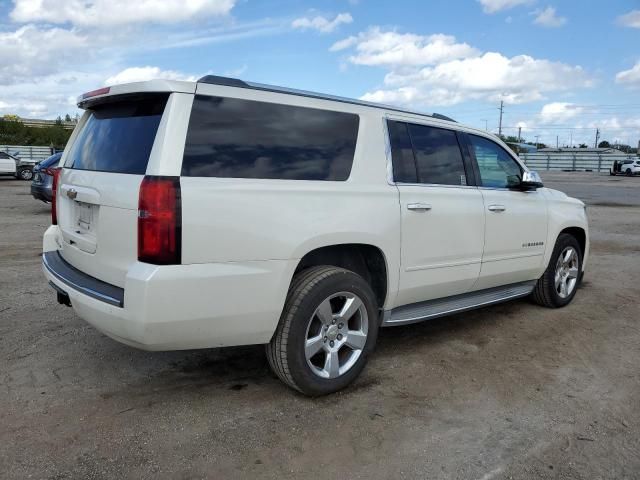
[407,203,432,211]
[488,204,506,212]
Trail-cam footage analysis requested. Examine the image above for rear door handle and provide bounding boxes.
[407,203,432,211]
[488,204,506,212]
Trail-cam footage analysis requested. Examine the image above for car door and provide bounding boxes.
[389,119,485,307]
[0,152,16,174]
[465,134,548,290]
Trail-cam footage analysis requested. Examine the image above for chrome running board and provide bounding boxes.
[382,280,536,327]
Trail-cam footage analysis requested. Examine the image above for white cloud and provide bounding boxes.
[330,36,358,51]
[539,102,583,122]
[331,28,479,67]
[617,10,640,28]
[615,61,640,88]
[333,29,592,107]
[0,70,104,118]
[104,66,198,85]
[0,25,88,85]
[533,7,567,27]
[477,0,532,14]
[292,12,353,33]
[10,0,235,27]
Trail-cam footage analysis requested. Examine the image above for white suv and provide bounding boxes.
[610,159,640,176]
[42,76,589,395]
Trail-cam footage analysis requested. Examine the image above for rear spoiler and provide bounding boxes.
[77,80,196,109]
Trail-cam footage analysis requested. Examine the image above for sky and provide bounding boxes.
[1,0,640,147]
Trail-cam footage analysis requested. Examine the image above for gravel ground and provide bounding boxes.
[1,172,639,479]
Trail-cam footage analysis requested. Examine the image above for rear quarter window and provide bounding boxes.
[66,94,168,174]
[181,95,359,180]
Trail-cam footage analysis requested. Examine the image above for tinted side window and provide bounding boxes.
[182,95,359,180]
[408,124,467,186]
[468,135,522,188]
[67,95,167,174]
[387,120,417,183]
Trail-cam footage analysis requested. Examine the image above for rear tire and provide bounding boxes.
[626,169,632,176]
[266,266,379,396]
[531,233,582,308]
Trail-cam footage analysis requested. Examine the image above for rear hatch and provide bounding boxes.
[57,94,169,287]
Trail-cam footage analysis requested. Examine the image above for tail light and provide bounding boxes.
[51,167,62,225]
[138,176,181,265]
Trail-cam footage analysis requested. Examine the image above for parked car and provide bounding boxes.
[31,152,62,202]
[610,159,640,176]
[42,77,589,396]
[0,151,38,180]
[0,152,17,177]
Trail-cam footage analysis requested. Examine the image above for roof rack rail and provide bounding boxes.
[196,75,456,123]
[431,113,457,122]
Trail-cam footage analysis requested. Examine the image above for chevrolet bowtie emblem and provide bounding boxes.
[67,188,77,199]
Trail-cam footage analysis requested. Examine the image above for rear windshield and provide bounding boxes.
[181,95,359,181]
[39,153,62,168]
[66,94,168,174]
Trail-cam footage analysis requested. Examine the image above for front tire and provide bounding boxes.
[17,167,33,181]
[626,169,632,176]
[531,234,582,308]
[266,266,379,396]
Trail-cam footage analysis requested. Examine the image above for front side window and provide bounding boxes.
[407,123,467,186]
[182,95,359,180]
[468,134,522,188]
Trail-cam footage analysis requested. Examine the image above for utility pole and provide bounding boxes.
[570,129,573,148]
[594,128,600,148]
[518,126,522,143]
[535,135,540,148]
[481,119,488,131]
[498,100,504,137]
[556,136,559,149]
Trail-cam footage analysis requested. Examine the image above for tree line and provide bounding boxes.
[0,116,73,150]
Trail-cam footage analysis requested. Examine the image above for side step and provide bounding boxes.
[382,281,536,327]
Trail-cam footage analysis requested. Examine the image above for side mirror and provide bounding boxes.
[520,170,544,190]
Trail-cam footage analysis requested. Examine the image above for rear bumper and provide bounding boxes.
[43,251,124,307]
[42,225,297,351]
[31,184,52,202]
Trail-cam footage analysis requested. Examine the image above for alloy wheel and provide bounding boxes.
[304,292,369,379]
[554,246,579,299]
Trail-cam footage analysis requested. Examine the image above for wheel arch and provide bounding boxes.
[542,224,588,274]
[559,226,586,258]
[293,243,390,310]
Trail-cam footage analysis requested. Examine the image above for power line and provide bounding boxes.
[501,125,640,130]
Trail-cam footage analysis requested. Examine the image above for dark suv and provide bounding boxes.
[31,152,62,203]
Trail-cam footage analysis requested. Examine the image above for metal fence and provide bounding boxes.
[520,152,637,173]
[0,145,56,164]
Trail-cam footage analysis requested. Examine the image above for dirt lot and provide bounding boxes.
[1,172,639,479]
